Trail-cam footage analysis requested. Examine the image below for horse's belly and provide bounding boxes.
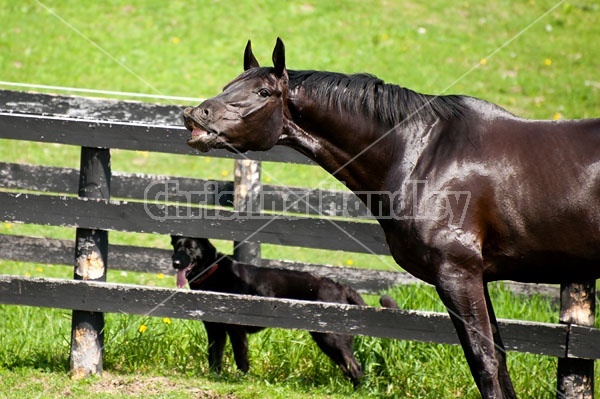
[486,251,600,284]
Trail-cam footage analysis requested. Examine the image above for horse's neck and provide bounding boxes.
[281,95,425,193]
[281,118,376,191]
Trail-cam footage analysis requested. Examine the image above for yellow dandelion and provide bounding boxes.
[171,37,180,44]
[544,58,552,66]
[138,324,148,333]
[346,259,354,266]
[264,176,272,183]
[163,317,172,325]
[25,272,31,277]
[381,33,390,41]
[553,112,562,120]
[135,150,149,158]
[221,170,229,177]
[36,267,43,273]
[480,58,487,65]
[157,273,165,279]
[4,223,11,229]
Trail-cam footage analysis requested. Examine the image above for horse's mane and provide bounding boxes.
[288,70,465,126]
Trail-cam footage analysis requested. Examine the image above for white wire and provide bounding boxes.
[0,80,204,103]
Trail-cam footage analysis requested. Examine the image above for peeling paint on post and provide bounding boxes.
[75,238,105,280]
[233,159,261,264]
[557,281,596,399]
[70,324,103,379]
[70,147,110,378]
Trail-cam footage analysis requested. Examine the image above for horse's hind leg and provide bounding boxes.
[435,266,508,399]
[484,285,517,398]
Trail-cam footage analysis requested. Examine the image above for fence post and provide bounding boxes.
[70,147,110,378]
[232,159,261,264]
[557,281,596,399]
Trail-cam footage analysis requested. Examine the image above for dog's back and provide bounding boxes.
[236,263,366,306]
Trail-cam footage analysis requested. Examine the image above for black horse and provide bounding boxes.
[181,38,600,398]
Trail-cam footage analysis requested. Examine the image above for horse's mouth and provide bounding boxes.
[187,126,216,142]
[184,121,227,152]
[182,113,245,154]
[184,116,214,139]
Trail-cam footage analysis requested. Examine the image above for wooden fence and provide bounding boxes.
[0,89,597,397]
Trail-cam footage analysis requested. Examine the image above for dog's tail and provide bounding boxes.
[379,294,399,309]
[345,289,399,309]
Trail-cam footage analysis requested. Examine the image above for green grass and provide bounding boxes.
[1,278,587,399]
[1,1,598,119]
[1,0,599,397]
[2,262,599,398]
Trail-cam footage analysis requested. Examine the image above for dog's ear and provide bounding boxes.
[196,238,216,250]
[196,238,218,261]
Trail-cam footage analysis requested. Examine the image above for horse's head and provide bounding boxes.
[183,38,288,153]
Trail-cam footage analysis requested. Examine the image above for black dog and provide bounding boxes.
[171,236,396,386]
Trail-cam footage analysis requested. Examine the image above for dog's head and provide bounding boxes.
[170,236,218,288]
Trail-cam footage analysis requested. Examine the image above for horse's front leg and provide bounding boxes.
[435,264,513,399]
[484,285,517,398]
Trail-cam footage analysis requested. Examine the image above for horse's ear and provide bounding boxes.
[272,37,286,78]
[244,40,260,71]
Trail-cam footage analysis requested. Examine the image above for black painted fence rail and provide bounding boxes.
[4,275,599,360]
[0,159,559,296]
[0,90,313,164]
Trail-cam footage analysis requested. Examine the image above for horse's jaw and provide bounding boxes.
[278,119,321,159]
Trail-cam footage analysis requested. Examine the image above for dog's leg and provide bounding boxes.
[227,325,250,373]
[204,322,227,373]
[310,332,363,387]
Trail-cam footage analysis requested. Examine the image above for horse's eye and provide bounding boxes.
[257,88,271,98]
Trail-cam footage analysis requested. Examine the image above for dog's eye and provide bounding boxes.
[257,88,271,98]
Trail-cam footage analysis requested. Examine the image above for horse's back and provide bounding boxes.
[457,98,600,183]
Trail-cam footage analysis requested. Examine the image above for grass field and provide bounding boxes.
[1,0,599,398]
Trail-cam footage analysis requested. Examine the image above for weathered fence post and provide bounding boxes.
[557,281,596,399]
[233,159,261,264]
[70,147,110,378]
